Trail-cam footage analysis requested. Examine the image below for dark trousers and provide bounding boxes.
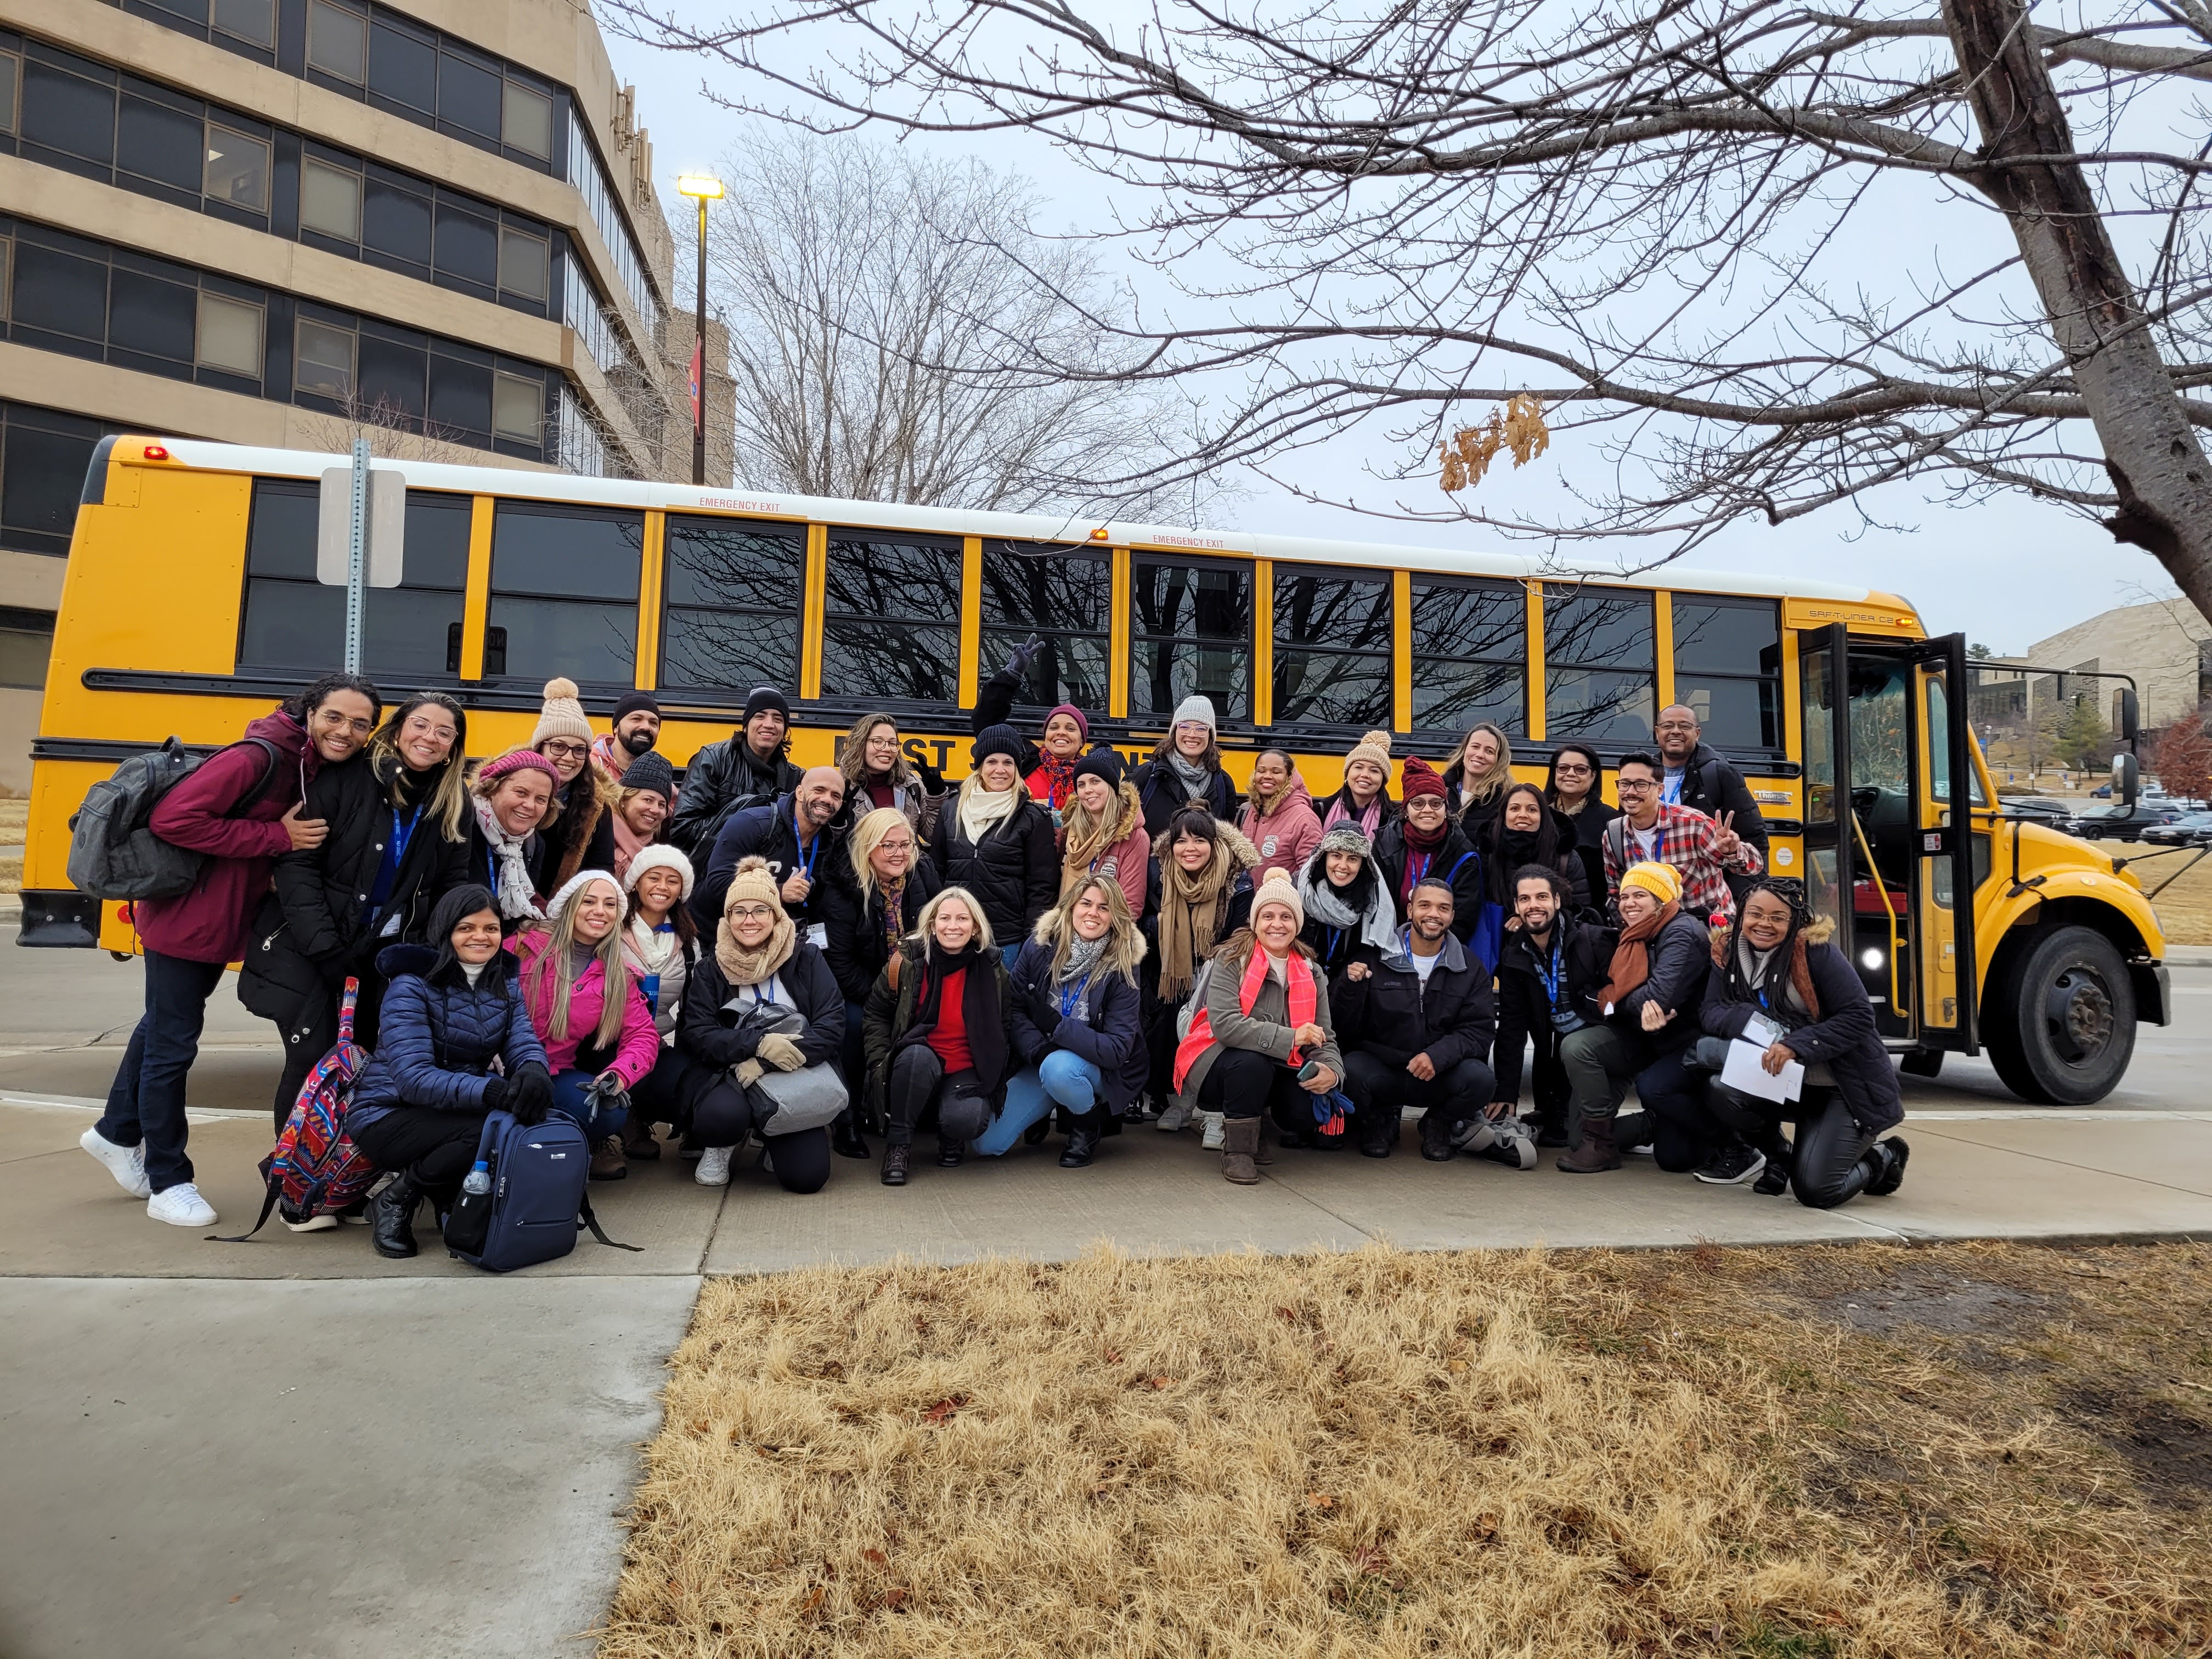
[352,1105,487,1209]
[1142,991,1181,1098]
[1634,1046,1717,1172]
[95,950,226,1194]
[885,1045,992,1147]
[1341,1052,1495,1127]
[270,967,386,1130]
[689,1079,832,1193]
[628,1044,699,1132]
[1195,1047,1312,1128]
[1706,1080,1883,1208]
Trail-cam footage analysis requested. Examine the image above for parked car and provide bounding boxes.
[2058,802,2188,840]
[2090,783,2112,798]
[1997,795,2070,820]
[2140,811,2212,846]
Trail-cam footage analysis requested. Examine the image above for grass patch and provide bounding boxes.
[603,1240,2212,1657]
[2094,837,2212,945]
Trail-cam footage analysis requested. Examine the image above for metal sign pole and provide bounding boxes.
[344,436,370,673]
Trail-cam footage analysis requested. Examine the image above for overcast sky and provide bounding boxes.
[602,23,2182,659]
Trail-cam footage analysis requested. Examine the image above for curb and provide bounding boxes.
[2164,946,2212,966]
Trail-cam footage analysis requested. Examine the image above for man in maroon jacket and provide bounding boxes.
[78,675,378,1227]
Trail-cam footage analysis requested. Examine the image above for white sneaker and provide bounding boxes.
[695,1146,733,1186]
[1155,1097,1193,1132]
[1200,1110,1226,1150]
[283,1211,339,1233]
[81,1128,151,1198]
[146,1183,217,1227]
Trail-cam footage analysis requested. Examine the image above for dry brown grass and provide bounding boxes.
[602,1240,2212,1658]
[2094,838,2212,945]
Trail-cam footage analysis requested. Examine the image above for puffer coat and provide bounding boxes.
[347,943,546,1132]
[932,788,1058,946]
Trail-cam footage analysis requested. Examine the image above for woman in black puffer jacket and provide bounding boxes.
[241,693,474,1128]
[932,725,1057,957]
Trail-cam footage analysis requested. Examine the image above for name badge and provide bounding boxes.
[806,922,828,950]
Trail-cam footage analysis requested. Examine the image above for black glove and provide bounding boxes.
[479,1074,507,1112]
[915,761,946,796]
[1029,984,1063,1037]
[509,1061,552,1127]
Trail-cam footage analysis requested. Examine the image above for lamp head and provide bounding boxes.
[676,174,725,200]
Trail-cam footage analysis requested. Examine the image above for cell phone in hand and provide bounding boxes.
[1296,1059,1323,1084]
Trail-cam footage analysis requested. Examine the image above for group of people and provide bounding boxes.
[76,644,1908,1252]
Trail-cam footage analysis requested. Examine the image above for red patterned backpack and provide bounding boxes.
[213,978,379,1242]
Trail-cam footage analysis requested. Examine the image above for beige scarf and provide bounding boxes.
[715,912,796,989]
[1158,840,1238,1002]
[1061,782,1139,885]
[957,776,1021,845]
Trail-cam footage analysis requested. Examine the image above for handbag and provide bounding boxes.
[723,1002,850,1136]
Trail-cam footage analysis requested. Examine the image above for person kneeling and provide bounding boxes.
[980,877,1148,1167]
[514,872,662,1181]
[1333,877,1503,1163]
[1174,877,1345,1184]
[1686,882,1909,1204]
[864,888,1019,1186]
[674,856,844,1194]
[349,885,552,1259]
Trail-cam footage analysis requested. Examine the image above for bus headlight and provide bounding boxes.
[1861,947,1886,970]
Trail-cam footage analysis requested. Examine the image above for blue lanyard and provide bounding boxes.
[1538,931,1566,1008]
[390,803,423,870]
[797,834,820,884]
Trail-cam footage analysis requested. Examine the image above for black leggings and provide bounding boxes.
[689,1078,832,1193]
[352,1104,486,1209]
[1197,1047,1313,1128]
[1707,1082,1885,1208]
[885,1045,993,1147]
[627,1044,701,1133]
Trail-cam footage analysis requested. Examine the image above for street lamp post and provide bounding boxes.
[675,174,724,487]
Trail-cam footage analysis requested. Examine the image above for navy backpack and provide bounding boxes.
[443,1109,637,1273]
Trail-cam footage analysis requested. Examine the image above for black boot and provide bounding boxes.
[1024,1114,1053,1147]
[832,1111,871,1160]
[1360,1110,1397,1159]
[880,1143,911,1186]
[1059,1116,1102,1168]
[1419,1114,1454,1162]
[1866,1137,1910,1196]
[937,1138,966,1168]
[370,1175,420,1259]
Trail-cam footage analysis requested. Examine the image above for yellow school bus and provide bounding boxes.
[21,436,2168,1104]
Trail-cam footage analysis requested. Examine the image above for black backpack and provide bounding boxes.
[66,736,283,901]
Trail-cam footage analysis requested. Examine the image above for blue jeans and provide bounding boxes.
[974,1051,1103,1155]
[548,1069,630,1141]
[95,950,226,1194]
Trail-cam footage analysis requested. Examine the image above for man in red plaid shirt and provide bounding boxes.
[1601,752,1762,921]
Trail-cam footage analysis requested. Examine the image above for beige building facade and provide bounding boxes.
[2020,600,2212,728]
[0,0,731,788]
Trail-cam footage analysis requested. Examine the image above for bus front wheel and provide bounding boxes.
[1984,925,2136,1105]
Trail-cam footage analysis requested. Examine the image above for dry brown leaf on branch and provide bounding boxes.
[1441,393,1550,492]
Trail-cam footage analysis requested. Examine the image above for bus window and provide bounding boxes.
[659,515,803,696]
[1272,565,1391,729]
[1131,556,1251,722]
[823,531,961,703]
[1544,585,1655,741]
[1671,594,1782,753]
[237,478,469,678]
[1410,575,1524,737]
[979,539,1110,712]
[484,499,640,685]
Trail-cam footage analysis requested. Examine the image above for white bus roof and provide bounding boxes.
[150,437,1882,606]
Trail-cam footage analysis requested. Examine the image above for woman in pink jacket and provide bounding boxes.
[514,870,662,1182]
[80,675,379,1229]
[1238,747,1323,887]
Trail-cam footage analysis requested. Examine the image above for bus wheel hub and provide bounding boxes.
[2046,970,2113,1063]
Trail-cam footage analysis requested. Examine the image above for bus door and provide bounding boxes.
[1798,626,1978,1046]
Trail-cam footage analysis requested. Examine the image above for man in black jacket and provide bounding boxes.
[1654,704,1769,862]
[668,685,805,859]
[1490,863,1613,1148]
[1330,878,1496,1160]
[692,767,846,940]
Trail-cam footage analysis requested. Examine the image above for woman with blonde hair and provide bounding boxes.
[608,751,676,882]
[838,711,943,840]
[933,726,1057,955]
[1441,720,1517,837]
[862,887,1019,1186]
[819,804,942,1156]
[980,875,1149,1166]
[1057,747,1148,912]
[514,870,661,1180]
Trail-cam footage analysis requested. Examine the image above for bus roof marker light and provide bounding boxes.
[140,444,170,461]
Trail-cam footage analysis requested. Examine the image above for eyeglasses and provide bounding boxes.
[1406,797,1447,812]
[877,838,915,853]
[729,904,776,922]
[1616,777,1657,792]
[316,712,374,735]
[539,740,589,760]
[1655,718,1699,733]
[1553,760,1593,777]
[402,715,458,741]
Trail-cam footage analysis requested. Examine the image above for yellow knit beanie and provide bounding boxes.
[1619,861,1682,905]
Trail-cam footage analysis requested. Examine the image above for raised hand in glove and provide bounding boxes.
[507,1060,552,1127]
[734,1058,766,1088]
[915,760,947,797]
[754,1031,806,1073]
[1002,634,1045,679]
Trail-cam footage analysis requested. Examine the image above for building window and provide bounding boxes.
[437,44,503,142]
[1671,594,1782,753]
[484,501,642,686]
[0,604,54,689]
[502,80,552,159]
[492,371,542,441]
[979,540,1111,713]
[660,516,803,693]
[300,156,363,241]
[1131,557,1251,723]
[195,291,263,377]
[307,0,368,84]
[0,48,20,134]
[1543,585,1656,742]
[367,14,437,114]
[21,57,116,173]
[1410,575,1525,737]
[1272,564,1392,729]
[497,226,548,303]
[823,533,962,703]
[0,402,121,558]
[203,123,270,213]
[212,0,276,49]
[432,201,497,292]
[295,318,356,399]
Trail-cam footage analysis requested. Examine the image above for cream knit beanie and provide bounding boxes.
[531,678,593,748]
[1342,729,1393,782]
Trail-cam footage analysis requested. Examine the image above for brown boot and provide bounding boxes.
[590,1136,628,1181]
[620,1116,661,1161]
[1222,1116,1262,1184]
[1556,1113,1620,1173]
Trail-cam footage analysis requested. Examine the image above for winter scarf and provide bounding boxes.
[472,795,543,922]
[1054,932,1109,989]
[1296,859,1398,951]
[715,909,797,989]
[1600,899,1681,1011]
[1062,781,1141,874]
[1396,812,1451,904]
[1172,943,1318,1094]
[1321,788,1385,838]
[877,874,907,959]
[1164,748,1214,798]
[1158,842,1241,1002]
[957,777,1022,845]
[611,810,652,882]
[1032,749,1078,815]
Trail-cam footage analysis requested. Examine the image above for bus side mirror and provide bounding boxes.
[2118,687,2140,743]
[2113,752,2140,809]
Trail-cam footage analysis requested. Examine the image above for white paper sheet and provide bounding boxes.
[1721,1036,1804,1104]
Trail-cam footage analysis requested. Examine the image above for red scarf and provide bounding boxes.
[1030,753,1076,814]
[1398,814,1449,904]
[1172,946,1317,1094]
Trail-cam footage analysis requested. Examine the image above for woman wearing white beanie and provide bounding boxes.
[616,845,701,1163]
[1130,692,1239,838]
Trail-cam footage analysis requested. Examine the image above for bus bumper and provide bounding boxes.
[2134,961,2170,1027]
[17,890,99,949]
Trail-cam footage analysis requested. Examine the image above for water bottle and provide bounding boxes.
[461,1160,491,1197]
[447,1159,494,1256]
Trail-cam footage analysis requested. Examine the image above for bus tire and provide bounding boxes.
[1984,924,2136,1105]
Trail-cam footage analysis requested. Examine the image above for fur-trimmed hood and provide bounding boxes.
[1150,819,1263,871]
